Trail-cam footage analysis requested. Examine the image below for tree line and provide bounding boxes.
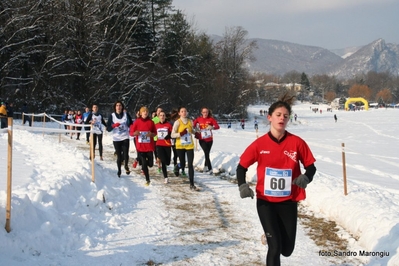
[252,70,399,106]
[0,0,256,117]
[1,1,398,118]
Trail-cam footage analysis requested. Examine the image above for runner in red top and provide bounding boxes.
[130,106,157,186]
[193,107,220,174]
[154,111,172,183]
[236,94,316,266]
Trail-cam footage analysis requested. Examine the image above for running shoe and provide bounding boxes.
[145,181,150,186]
[132,159,138,168]
[164,178,168,184]
[173,165,179,177]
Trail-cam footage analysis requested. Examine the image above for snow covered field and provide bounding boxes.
[0,102,398,266]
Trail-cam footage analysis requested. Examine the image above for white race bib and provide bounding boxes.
[180,133,192,145]
[264,167,292,197]
[157,128,168,140]
[93,121,103,134]
[200,129,212,139]
[138,131,151,143]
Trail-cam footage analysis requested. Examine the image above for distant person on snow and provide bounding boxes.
[334,114,337,123]
[240,119,245,129]
[254,119,259,130]
[236,93,317,266]
[21,103,32,127]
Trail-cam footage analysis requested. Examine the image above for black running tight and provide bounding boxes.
[156,146,171,178]
[92,133,103,157]
[199,140,213,170]
[256,199,298,266]
[138,151,154,182]
[176,149,194,186]
[113,139,130,171]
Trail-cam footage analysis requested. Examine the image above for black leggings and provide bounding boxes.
[172,145,178,166]
[92,133,103,157]
[176,149,194,186]
[199,140,213,170]
[256,199,298,266]
[138,151,154,182]
[113,139,130,171]
[156,146,171,178]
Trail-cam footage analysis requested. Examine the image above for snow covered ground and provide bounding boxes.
[0,102,398,265]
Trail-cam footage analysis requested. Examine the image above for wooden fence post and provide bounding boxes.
[42,113,46,137]
[5,117,13,232]
[342,143,348,196]
[90,125,95,183]
[59,124,62,143]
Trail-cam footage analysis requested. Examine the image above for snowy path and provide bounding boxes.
[2,104,399,265]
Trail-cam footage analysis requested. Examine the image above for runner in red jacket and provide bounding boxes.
[236,94,316,266]
[155,111,172,184]
[130,106,157,186]
[193,107,220,174]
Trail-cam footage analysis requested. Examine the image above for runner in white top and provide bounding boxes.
[106,101,133,177]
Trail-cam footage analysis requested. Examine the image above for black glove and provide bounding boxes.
[239,183,254,199]
[164,134,171,140]
[293,174,309,189]
[194,132,200,139]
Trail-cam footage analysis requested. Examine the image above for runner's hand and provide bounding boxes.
[293,174,309,189]
[180,128,188,136]
[239,183,254,199]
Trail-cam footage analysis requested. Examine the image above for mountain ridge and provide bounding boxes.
[210,35,399,78]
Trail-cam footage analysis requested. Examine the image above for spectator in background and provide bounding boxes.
[82,107,91,144]
[61,109,68,133]
[67,110,75,139]
[7,102,14,118]
[254,118,259,130]
[21,103,32,127]
[0,102,8,128]
[74,110,83,140]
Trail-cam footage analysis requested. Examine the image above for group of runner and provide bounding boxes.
[104,101,220,190]
[72,97,317,266]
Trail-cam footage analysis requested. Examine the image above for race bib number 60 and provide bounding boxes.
[264,167,292,197]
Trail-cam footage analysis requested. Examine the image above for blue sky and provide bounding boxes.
[172,0,399,49]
